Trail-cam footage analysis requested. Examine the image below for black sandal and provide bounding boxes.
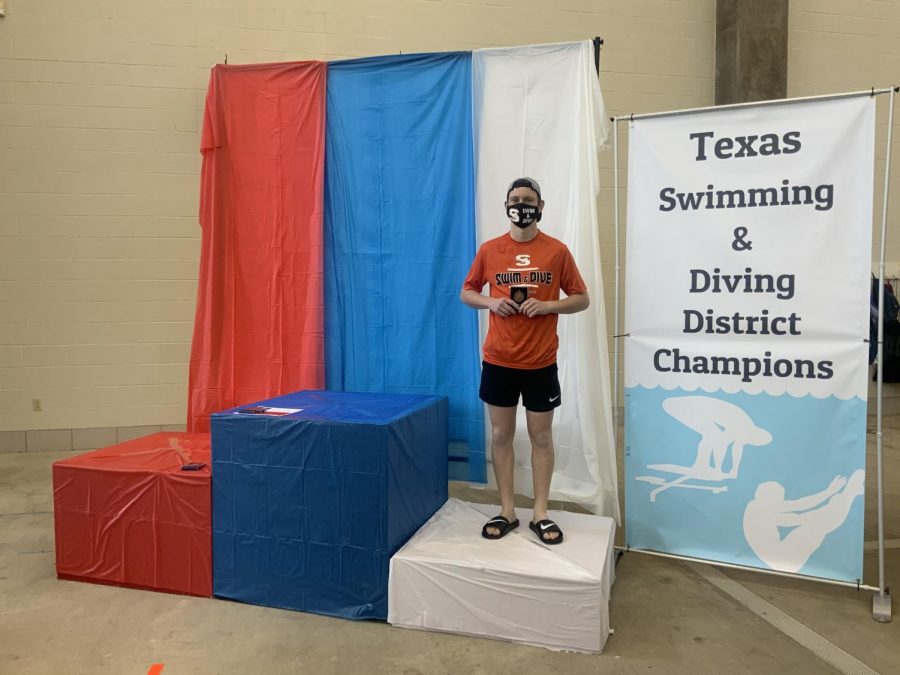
[529,519,564,545]
[481,515,520,540]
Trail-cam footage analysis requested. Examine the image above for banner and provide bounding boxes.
[625,96,875,581]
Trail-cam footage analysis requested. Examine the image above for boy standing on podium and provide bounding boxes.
[460,177,590,544]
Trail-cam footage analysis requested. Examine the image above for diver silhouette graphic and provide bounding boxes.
[743,470,865,573]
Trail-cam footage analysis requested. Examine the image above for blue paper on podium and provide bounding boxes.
[211,390,448,620]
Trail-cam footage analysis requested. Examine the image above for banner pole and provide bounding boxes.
[592,36,603,75]
[873,85,897,623]
[612,117,621,455]
[613,87,895,123]
[620,547,882,592]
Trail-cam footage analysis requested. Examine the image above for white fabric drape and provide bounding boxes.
[472,41,619,519]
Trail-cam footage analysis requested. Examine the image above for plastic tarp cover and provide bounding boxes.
[388,498,616,653]
[52,432,212,597]
[472,41,619,518]
[210,390,448,620]
[188,61,327,432]
[324,52,485,482]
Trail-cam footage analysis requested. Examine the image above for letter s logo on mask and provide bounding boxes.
[515,255,531,267]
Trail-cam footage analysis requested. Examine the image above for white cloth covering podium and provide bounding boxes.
[388,499,616,653]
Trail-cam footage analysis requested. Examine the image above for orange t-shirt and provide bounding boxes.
[462,231,587,369]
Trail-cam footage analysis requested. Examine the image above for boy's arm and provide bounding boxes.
[546,293,590,314]
[460,289,519,317]
[520,292,589,318]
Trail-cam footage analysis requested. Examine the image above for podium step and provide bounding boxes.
[388,499,616,653]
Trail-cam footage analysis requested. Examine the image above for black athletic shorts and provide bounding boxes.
[479,361,561,412]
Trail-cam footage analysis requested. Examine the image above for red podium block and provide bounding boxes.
[53,432,212,597]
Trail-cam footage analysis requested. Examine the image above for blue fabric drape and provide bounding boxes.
[324,52,485,482]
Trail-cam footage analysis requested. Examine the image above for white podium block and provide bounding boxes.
[388,499,616,653]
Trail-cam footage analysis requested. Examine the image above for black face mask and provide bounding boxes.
[507,203,541,228]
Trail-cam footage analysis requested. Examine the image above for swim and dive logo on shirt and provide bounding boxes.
[495,254,553,287]
[495,270,553,286]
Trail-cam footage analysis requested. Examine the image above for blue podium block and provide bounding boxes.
[210,390,448,620]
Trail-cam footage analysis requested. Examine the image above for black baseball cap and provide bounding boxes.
[506,177,542,201]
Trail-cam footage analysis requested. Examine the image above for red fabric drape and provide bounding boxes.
[188,62,326,432]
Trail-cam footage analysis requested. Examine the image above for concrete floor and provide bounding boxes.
[1,420,898,675]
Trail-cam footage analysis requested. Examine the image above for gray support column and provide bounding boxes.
[716,0,789,105]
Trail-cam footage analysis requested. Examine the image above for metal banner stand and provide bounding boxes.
[873,86,897,623]
[611,87,898,622]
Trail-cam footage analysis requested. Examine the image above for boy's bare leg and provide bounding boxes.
[527,408,557,540]
[486,404,518,536]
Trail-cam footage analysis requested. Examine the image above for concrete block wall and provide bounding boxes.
[0,0,715,445]
[788,1,900,412]
[789,0,900,264]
